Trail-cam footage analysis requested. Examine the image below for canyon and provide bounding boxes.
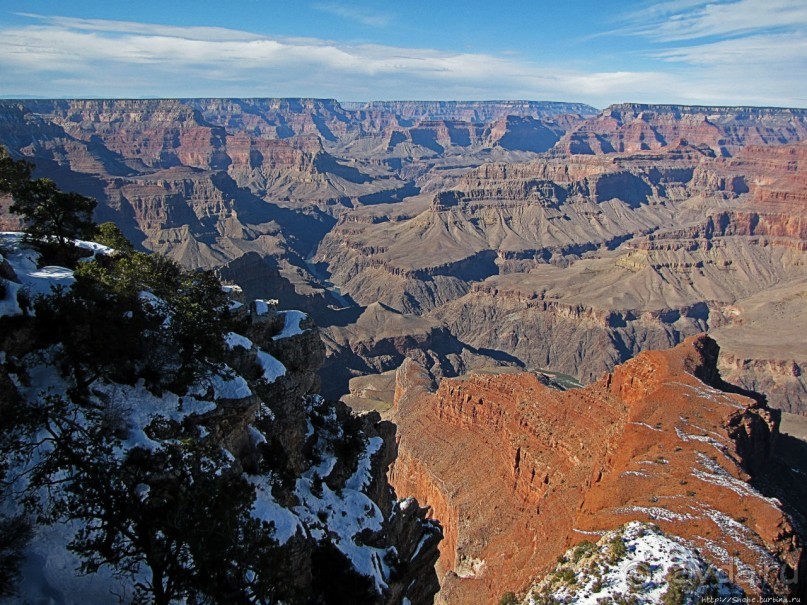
[2,97,807,603]
[1,98,804,415]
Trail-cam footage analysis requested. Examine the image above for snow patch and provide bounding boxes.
[249,475,304,545]
[225,331,253,350]
[528,522,743,605]
[272,310,308,340]
[256,350,286,383]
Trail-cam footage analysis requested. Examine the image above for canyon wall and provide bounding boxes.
[2,99,806,413]
[389,335,806,604]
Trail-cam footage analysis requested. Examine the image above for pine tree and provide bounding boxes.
[0,146,96,264]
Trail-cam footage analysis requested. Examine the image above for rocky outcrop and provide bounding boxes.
[390,335,805,604]
[342,101,598,123]
[558,104,807,157]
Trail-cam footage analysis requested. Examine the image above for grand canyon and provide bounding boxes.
[2,97,806,603]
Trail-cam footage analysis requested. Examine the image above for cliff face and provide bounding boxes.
[316,139,807,411]
[390,335,804,604]
[559,104,807,157]
[342,100,598,122]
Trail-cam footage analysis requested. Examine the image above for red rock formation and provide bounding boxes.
[390,336,802,604]
[559,104,807,157]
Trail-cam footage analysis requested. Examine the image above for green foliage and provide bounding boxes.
[572,540,596,563]
[34,251,230,394]
[661,566,697,605]
[607,535,627,564]
[93,222,134,253]
[499,591,519,605]
[556,567,577,585]
[0,148,33,196]
[1,148,96,264]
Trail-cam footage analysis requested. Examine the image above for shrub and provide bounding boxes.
[93,222,134,253]
[572,540,596,563]
[499,591,519,605]
[35,252,231,395]
[608,535,627,564]
[556,568,577,585]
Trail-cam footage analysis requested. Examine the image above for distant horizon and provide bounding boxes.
[4,96,807,113]
[2,2,806,108]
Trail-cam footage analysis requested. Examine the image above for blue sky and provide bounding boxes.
[1,0,805,108]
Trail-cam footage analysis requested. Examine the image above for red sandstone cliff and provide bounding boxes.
[389,335,803,604]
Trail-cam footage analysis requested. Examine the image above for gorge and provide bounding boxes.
[2,97,807,603]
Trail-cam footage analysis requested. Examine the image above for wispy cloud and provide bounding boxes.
[0,13,805,107]
[622,0,807,42]
[14,12,265,41]
[602,0,807,106]
[311,3,392,28]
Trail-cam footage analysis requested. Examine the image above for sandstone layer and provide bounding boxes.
[389,335,806,604]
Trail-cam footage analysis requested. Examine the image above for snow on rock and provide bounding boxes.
[90,379,217,452]
[202,365,253,400]
[257,350,286,383]
[0,233,75,317]
[526,522,743,605]
[692,452,777,504]
[0,233,114,319]
[248,424,268,446]
[249,475,304,544]
[225,331,254,350]
[74,239,113,257]
[272,310,308,340]
[224,331,286,384]
[346,436,384,492]
[0,279,23,316]
[290,395,395,593]
[253,299,278,316]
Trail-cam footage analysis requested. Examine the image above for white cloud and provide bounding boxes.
[654,32,807,66]
[622,0,807,41]
[604,0,807,106]
[0,13,805,107]
[14,12,265,41]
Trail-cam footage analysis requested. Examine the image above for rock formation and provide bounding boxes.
[1,99,806,414]
[389,335,805,604]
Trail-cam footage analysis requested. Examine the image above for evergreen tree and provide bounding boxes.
[28,395,291,605]
[0,146,96,263]
[94,222,135,253]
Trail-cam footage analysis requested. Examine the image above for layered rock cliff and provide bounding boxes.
[2,98,806,414]
[558,104,807,157]
[389,335,805,604]
[315,139,807,411]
